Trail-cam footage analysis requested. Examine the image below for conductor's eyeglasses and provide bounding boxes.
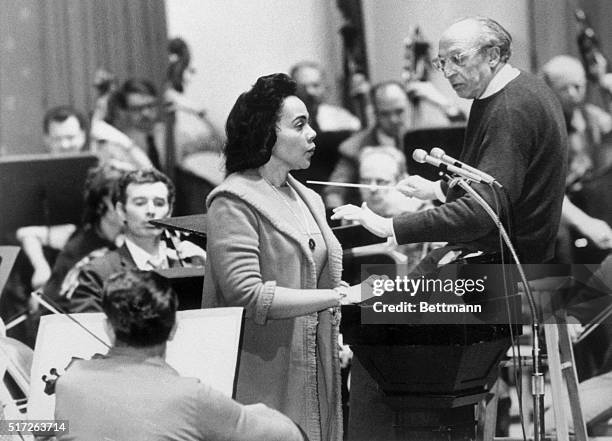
[432,46,490,72]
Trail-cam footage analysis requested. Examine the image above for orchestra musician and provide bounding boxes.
[90,78,164,171]
[15,106,91,291]
[202,73,365,441]
[332,17,568,440]
[325,79,465,209]
[540,55,612,259]
[290,61,361,134]
[54,270,307,441]
[67,169,205,313]
[42,165,125,309]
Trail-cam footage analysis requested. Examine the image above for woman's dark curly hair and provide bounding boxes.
[224,73,297,174]
[102,270,178,347]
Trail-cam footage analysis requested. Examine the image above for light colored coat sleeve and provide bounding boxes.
[206,194,276,325]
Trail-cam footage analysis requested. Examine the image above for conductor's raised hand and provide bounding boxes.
[331,202,394,238]
[396,175,439,200]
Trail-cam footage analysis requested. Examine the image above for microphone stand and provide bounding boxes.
[448,176,545,441]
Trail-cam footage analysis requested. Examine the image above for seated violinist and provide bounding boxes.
[54,270,306,441]
[67,169,205,313]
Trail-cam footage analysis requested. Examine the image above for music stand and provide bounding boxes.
[0,153,99,243]
[150,214,208,237]
[403,125,466,181]
[150,214,385,252]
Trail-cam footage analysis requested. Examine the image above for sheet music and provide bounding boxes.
[28,308,243,420]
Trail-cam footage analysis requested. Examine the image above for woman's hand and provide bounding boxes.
[341,284,363,305]
[337,275,390,305]
[331,203,394,238]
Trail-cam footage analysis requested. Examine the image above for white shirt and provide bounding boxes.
[124,238,176,270]
[478,63,521,100]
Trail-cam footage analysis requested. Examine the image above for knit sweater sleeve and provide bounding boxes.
[393,88,533,245]
[206,194,275,325]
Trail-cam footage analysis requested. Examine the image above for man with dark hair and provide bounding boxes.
[54,270,305,441]
[15,106,92,290]
[43,105,88,154]
[91,78,166,171]
[68,169,204,312]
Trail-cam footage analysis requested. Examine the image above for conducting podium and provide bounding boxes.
[341,299,516,440]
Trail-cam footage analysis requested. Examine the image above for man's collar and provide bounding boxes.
[478,63,521,99]
[124,237,171,270]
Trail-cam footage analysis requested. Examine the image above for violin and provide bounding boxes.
[42,353,105,396]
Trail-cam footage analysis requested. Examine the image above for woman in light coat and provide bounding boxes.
[202,73,362,441]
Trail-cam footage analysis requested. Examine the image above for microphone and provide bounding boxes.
[412,149,484,183]
[429,147,498,185]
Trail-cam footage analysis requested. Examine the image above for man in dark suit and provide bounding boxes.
[68,169,204,312]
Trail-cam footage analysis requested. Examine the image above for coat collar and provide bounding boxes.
[207,170,342,283]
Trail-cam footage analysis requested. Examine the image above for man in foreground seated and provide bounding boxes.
[54,270,306,441]
[67,168,205,312]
